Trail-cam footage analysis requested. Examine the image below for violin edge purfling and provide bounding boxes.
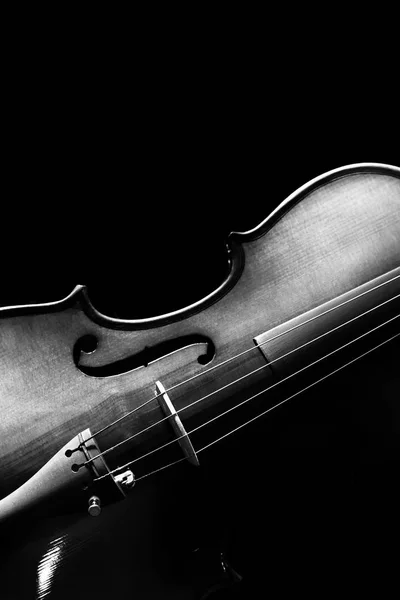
[1,162,398,330]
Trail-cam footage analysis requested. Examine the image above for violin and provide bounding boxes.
[0,162,399,599]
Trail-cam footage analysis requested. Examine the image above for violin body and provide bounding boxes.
[0,163,399,599]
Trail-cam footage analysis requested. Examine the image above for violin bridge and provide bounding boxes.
[155,380,200,467]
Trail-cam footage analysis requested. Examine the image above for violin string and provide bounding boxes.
[85,291,400,466]
[99,312,400,474]
[85,271,400,445]
[93,311,400,481]
[132,331,399,483]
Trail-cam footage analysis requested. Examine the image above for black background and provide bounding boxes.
[2,115,397,312]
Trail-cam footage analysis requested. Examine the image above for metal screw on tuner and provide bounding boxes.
[88,495,101,517]
[114,469,135,489]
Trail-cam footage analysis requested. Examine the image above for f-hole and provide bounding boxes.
[73,333,215,377]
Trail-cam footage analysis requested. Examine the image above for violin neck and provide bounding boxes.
[255,267,400,380]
